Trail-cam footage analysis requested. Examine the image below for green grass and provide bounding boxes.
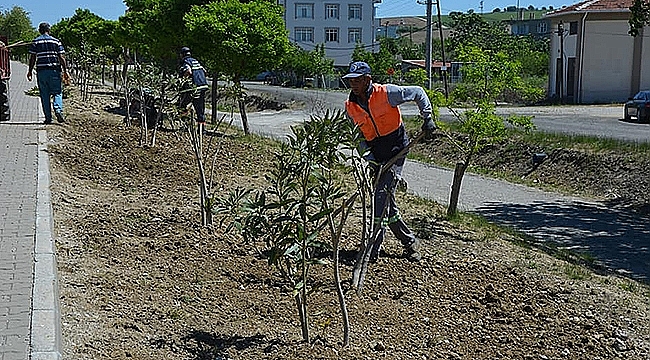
[618,280,638,293]
[520,130,650,152]
[564,264,591,280]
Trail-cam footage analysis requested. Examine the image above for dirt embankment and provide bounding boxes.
[414,133,650,216]
[48,91,650,359]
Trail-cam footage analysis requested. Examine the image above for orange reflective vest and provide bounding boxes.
[345,83,402,141]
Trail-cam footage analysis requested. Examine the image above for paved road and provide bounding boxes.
[229,107,650,283]
[0,61,61,360]
[245,82,650,143]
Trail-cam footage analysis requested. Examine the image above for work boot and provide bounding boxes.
[403,238,422,262]
[55,112,65,123]
[368,240,382,263]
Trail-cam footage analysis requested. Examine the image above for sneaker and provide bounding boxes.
[55,112,65,123]
[43,119,53,125]
[403,238,422,262]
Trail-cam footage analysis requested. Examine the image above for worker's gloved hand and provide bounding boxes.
[422,118,437,139]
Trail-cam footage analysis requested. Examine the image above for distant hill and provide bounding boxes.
[377,8,550,45]
[477,9,549,22]
[381,9,550,27]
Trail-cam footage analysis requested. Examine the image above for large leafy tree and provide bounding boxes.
[0,6,37,58]
[350,38,400,82]
[184,0,290,134]
[448,12,548,78]
[448,12,512,55]
[52,9,116,56]
[119,0,212,66]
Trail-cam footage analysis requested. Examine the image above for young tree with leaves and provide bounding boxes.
[442,46,535,216]
[183,0,289,135]
[216,111,359,345]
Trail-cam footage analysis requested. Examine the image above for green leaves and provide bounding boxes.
[629,0,650,37]
[184,0,289,80]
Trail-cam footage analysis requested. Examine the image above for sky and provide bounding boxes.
[2,0,574,26]
[2,0,128,27]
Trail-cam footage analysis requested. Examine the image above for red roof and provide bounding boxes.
[545,0,633,17]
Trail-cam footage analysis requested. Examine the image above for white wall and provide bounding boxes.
[549,17,649,104]
[641,26,650,91]
[580,20,635,103]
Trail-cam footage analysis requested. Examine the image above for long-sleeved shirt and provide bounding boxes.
[347,82,432,163]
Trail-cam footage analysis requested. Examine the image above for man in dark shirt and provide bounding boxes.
[28,22,68,124]
[178,46,209,124]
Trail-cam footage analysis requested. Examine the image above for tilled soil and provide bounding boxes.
[48,91,650,359]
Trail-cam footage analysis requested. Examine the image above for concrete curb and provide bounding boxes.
[30,130,62,360]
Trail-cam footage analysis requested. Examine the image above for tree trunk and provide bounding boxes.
[211,73,217,125]
[331,201,353,347]
[190,120,211,226]
[295,293,309,343]
[447,161,467,217]
[150,76,164,147]
[238,99,250,135]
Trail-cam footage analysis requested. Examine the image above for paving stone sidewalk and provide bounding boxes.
[0,61,61,360]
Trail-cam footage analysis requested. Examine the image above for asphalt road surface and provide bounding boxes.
[245,82,650,143]
[230,84,650,283]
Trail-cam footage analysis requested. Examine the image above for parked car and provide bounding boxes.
[624,90,650,123]
[255,71,274,82]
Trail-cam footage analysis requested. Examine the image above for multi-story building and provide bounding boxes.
[279,0,380,67]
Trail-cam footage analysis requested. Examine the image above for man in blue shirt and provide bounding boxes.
[178,46,209,124]
[27,22,68,124]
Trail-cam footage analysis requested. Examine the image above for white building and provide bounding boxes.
[544,0,650,104]
[279,0,380,67]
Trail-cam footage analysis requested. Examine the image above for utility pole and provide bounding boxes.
[436,0,448,98]
[557,21,564,103]
[425,0,433,89]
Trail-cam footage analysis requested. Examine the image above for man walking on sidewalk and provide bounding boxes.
[27,22,68,124]
[343,61,437,262]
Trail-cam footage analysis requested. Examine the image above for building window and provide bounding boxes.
[348,4,362,20]
[325,4,339,19]
[569,21,578,35]
[537,22,548,34]
[348,28,362,43]
[325,28,339,42]
[295,3,314,19]
[518,24,529,34]
[295,27,314,42]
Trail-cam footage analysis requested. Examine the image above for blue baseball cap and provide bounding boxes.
[342,61,371,78]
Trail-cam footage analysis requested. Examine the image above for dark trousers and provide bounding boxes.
[370,157,416,257]
[179,88,206,123]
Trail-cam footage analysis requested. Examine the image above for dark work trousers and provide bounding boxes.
[369,156,416,259]
[179,88,207,123]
